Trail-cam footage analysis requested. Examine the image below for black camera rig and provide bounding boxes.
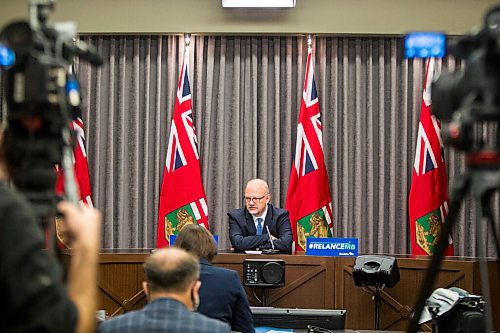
[0,0,102,220]
[432,6,500,158]
[409,6,500,333]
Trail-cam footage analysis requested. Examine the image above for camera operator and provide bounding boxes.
[0,129,102,333]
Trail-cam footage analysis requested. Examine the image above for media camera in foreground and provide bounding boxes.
[0,0,102,218]
[431,6,500,157]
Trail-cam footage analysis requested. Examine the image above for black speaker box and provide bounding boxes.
[243,259,285,288]
[352,255,400,288]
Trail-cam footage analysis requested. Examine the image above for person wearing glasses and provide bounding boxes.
[228,178,293,253]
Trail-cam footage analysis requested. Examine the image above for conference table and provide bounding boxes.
[91,249,499,331]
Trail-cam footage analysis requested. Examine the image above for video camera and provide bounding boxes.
[406,7,500,333]
[0,0,102,219]
[431,6,500,156]
[423,6,500,156]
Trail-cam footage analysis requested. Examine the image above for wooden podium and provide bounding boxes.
[93,250,499,331]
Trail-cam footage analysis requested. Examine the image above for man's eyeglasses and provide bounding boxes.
[244,194,268,203]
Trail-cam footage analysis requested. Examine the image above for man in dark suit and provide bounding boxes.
[228,178,293,253]
[174,224,254,333]
[99,248,230,333]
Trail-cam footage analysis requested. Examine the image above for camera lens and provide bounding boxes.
[1,22,33,54]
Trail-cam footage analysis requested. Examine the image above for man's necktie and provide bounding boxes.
[256,218,263,235]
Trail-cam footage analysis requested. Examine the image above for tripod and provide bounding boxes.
[372,285,384,330]
[408,156,500,333]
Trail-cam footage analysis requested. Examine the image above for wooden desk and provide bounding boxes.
[96,250,149,317]
[93,250,499,331]
[214,253,335,309]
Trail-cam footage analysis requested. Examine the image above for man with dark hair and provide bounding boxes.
[228,178,293,253]
[175,225,254,333]
[99,247,231,333]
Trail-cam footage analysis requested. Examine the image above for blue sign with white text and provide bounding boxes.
[306,238,358,257]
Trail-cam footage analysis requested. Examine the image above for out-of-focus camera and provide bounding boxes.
[0,0,102,218]
[406,6,500,155]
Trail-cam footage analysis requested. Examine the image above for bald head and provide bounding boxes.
[244,178,271,217]
[143,248,200,294]
[246,178,269,194]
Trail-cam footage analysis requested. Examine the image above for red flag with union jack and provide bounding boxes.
[156,42,208,248]
[285,43,333,252]
[409,58,453,256]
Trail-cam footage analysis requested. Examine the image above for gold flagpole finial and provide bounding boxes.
[184,33,191,47]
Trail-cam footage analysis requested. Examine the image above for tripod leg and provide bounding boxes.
[374,288,381,330]
[476,195,496,333]
[482,195,500,259]
[407,174,470,333]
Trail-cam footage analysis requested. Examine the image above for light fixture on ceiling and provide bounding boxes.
[222,0,296,8]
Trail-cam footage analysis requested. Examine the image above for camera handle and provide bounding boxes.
[408,163,500,333]
[60,126,79,205]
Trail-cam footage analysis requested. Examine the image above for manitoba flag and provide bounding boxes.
[285,43,333,252]
[409,58,453,256]
[156,40,208,248]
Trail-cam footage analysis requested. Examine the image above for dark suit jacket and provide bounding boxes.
[228,203,293,253]
[99,298,230,333]
[198,259,254,333]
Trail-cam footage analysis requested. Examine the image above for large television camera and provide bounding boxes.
[0,0,102,220]
[407,6,500,333]
[431,6,500,156]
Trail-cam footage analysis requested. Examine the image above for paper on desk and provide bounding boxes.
[245,250,262,254]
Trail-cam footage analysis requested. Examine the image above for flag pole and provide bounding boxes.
[184,33,190,86]
[307,34,312,52]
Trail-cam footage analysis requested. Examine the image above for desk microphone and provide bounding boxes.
[264,225,280,255]
[265,225,275,250]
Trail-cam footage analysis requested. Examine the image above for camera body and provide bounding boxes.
[0,0,101,218]
[406,6,500,155]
